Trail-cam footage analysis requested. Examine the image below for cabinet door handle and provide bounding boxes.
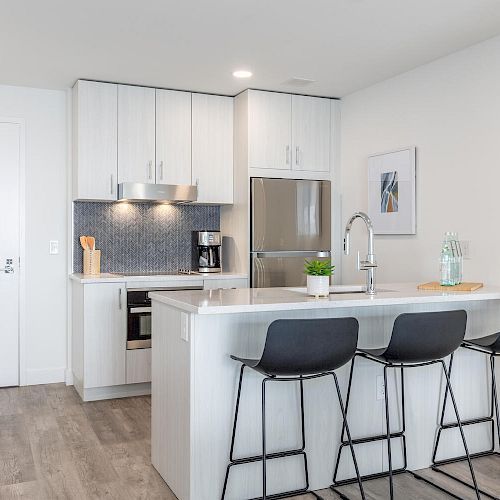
[295,146,300,166]
[286,145,290,165]
[159,160,164,181]
[118,288,122,309]
[148,161,153,180]
[110,174,114,195]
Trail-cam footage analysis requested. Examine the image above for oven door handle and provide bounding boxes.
[129,307,152,314]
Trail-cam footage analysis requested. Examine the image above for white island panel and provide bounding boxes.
[150,284,500,500]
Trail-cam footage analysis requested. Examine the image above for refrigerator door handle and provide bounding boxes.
[252,250,331,258]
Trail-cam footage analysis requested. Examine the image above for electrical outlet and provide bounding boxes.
[376,375,385,401]
[49,240,59,255]
[460,240,470,259]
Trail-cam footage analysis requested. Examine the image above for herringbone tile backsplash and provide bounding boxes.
[73,202,220,273]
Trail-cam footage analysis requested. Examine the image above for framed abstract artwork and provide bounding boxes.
[368,147,416,234]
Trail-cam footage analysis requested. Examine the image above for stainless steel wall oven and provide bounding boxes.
[127,286,203,349]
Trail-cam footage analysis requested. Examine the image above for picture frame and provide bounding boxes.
[368,147,416,235]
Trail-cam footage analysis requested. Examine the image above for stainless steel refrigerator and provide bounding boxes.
[251,177,331,287]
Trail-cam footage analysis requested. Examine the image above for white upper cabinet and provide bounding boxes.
[248,90,292,170]
[155,89,192,185]
[192,93,233,204]
[291,95,331,172]
[73,80,118,200]
[117,85,156,184]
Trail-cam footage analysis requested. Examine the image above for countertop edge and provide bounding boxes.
[148,285,500,315]
[69,272,248,284]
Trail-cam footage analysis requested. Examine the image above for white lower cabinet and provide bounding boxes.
[83,282,126,388]
[72,282,128,400]
[126,349,152,384]
[72,277,247,401]
[73,281,150,401]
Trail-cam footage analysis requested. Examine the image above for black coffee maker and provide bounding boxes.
[197,231,221,273]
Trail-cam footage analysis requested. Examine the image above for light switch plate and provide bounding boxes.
[49,240,59,255]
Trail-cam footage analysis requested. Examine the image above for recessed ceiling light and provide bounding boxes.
[233,70,252,78]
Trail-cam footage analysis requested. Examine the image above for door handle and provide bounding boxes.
[253,251,331,258]
[119,288,123,309]
[295,146,300,166]
[286,145,290,165]
[159,160,164,181]
[147,161,153,180]
[3,258,14,274]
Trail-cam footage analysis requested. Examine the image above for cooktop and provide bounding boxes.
[120,269,200,277]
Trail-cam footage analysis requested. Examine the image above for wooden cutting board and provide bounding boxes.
[418,282,483,292]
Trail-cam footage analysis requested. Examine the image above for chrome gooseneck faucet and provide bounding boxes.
[344,212,377,295]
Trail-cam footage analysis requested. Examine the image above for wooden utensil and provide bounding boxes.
[87,236,95,251]
[80,235,89,250]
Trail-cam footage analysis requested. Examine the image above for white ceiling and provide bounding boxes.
[3,0,500,97]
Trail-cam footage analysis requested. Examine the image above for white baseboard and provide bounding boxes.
[79,381,151,402]
[25,367,66,385]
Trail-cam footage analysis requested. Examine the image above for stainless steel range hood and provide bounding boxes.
[118,182,197,203]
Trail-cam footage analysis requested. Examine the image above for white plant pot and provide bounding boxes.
[306,275,330,297]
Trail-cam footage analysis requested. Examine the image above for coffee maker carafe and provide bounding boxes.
[197,231,221,273]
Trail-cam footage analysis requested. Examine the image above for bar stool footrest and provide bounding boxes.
[246,486,311,500]
[332,466,407,487]
[229,448,305,466]
[433,449,496,467]
[440,415,493,430]
[339,431,404,447]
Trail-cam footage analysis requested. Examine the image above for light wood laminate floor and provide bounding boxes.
[0,384,497,499]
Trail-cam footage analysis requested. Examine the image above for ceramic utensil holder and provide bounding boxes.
[83,249,101,275]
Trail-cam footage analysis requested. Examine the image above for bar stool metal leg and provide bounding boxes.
[422,348,500,499]
[221,365,246,499]
[491,355,500,449]
[222,371,311,500]
[333,357,407,490]
[223,317,363,500]
[384,365,395,499]
[439,359,481,500]
[331,372,366,500]
[262,378,268,500]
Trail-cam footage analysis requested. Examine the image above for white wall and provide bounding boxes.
[340,35,500,286]
[0,85,68,384]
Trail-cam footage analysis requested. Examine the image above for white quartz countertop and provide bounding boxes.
[70,272,247,284]
[148,283,500,315]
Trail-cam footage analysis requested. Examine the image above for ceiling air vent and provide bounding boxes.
[283,77,316,87]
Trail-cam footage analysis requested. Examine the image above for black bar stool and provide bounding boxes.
[429,332,500,497]
[221,317,366,500]
[332,310,481,500]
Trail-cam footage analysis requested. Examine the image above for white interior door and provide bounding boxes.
[0,122,20,386]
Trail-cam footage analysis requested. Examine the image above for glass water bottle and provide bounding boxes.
[440,237,454,286]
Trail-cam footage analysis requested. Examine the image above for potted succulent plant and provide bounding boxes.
[304,259,335,297]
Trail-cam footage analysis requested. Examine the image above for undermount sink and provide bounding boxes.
[329,285,394,294]
[329,285,366,294]
[289,285,394,295]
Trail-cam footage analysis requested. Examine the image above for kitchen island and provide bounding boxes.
[149,283,500,500]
